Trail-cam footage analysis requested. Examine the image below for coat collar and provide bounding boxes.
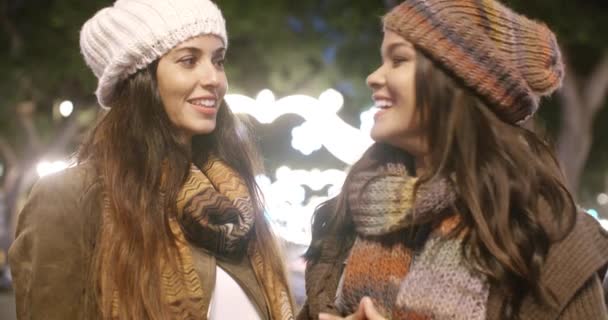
[486,212,608,319]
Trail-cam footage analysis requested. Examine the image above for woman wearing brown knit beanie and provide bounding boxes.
[8,1,295,319]
[298,0,608,319]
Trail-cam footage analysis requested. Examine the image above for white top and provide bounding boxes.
[208,266,262,320]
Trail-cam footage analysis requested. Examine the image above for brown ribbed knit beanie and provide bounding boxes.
[384,0,564,124]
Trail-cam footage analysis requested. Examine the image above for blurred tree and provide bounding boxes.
[504,0,608,205]
[0,0,105,286]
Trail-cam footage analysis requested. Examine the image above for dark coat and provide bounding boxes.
[298,203,608,320]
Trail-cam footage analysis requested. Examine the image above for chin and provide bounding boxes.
[370,132,425,155]
[193,128,216,135]
[370,128,391,144]
[182,127,214,139]
[189,121,217,135]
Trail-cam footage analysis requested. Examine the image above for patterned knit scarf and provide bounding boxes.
[101,157,294,319]
[335,161,490,320]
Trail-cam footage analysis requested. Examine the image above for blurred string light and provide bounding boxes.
[37,160,70,177]
[59,100,74,118]
[597,193,608,206]
[291,122,321,155]
[226,89,376,244]
[256,167,347,245]
[226,89,374,164]
[226,89,376,245]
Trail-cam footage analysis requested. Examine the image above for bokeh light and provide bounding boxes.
[59,100,74,118]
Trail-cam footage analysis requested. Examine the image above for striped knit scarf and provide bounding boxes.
[335,161,490,319]
[102,157,294,319]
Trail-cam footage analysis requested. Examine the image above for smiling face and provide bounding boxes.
[156,34,227,143]
[366,30,427,156]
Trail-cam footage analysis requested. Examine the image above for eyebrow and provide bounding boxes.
[383,42,414,55]
[172,46,226,56]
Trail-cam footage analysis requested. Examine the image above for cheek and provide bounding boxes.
[156,61,193,101]
[157,83,180,121]
[388,70,415,103]
[159,78,189,101]
[218,74,228,98]
[156,68,191,120]
[389,68,417,126]
[157,68,178,106]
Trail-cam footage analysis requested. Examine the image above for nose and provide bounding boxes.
[198,60,220,88]
[366,64,385,90]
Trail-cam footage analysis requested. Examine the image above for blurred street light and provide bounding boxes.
[59,100,74,118]
[587,209,599,219]
[36,160,69,177]
[597,193,608,206]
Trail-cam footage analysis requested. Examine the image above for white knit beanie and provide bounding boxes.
[80,0,227,108]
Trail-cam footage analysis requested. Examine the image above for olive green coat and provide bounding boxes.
[9,164,270,319]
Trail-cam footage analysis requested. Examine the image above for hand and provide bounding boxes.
[319,297,387,320]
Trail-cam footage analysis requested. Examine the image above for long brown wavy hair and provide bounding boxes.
[78,62,292,319]
[306,51,577,318]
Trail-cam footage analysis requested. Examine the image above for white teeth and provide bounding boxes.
[374,100,393,108]
[190,99,216,107]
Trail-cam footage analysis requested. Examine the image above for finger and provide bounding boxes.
[319,312,344,320]
[354,299,368,320]
[319,311,363,320]
[361,297,386,320]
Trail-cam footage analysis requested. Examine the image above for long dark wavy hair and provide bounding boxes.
[78,62,292,319]
[306,51,577,318]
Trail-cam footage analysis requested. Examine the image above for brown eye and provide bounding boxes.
[178,56,197,67]
[214,57,226,69]
[392,57,409,67]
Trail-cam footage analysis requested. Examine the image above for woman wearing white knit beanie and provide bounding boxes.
[9,1,295,319]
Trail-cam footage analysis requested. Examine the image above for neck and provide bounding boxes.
[182,137,192,146]
[177,131,192,148]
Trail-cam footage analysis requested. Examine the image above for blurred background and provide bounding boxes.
[1,0,607,318]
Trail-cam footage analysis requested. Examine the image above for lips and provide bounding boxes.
[372,95,394,121]
[373,99,393,109]
[187,96,218,116]
[372,93,394,108]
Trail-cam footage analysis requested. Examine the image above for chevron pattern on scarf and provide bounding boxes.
[103,156,294,319]
[176,159,254,254]
[161,219,208,318]
[250,244,296,320]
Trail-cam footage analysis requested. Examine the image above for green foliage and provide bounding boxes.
[0,0,107,159]
[1,0,105,100]
[219,0,384,105]
[505,0,608,72]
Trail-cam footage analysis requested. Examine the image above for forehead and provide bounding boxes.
[381,30,414,50]
[171,34,226,53]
